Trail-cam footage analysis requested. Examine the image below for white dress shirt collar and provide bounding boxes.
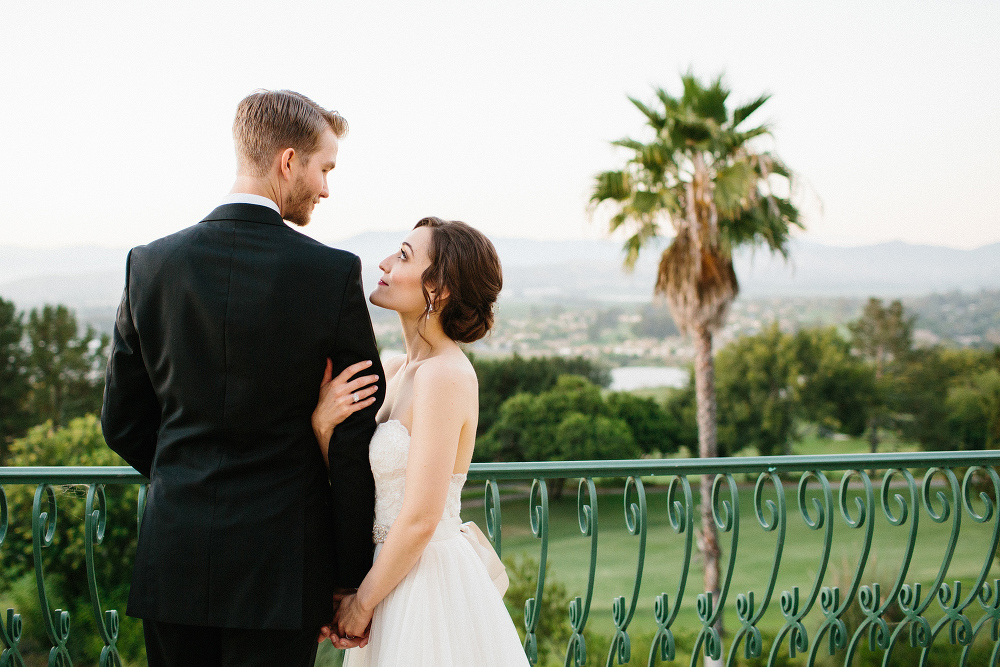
[220,193,281,215]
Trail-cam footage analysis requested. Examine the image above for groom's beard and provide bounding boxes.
[284,179,315,227]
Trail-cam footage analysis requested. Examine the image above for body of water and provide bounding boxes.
[609,366,688,391]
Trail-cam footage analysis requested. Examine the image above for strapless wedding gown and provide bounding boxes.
[344,420,529,666]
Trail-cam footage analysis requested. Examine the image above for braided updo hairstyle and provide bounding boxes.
[415,217,502,343]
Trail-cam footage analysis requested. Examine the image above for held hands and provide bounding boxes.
[312,359,379,462]
[317,591,372,649]
[334,593,375,644]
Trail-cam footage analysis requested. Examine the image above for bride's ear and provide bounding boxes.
[426,285,450,309]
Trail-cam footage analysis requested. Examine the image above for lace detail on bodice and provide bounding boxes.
[369,420,466,538]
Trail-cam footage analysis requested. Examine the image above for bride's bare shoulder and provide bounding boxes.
[413,352,477,393]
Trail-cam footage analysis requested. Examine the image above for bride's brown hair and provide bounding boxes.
[415,217,502,343]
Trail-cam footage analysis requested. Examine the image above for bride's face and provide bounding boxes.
[370,226,435,314]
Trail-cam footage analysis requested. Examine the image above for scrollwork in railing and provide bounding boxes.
[84,485,122,667]
[808,469,875,664]
[0,486,26,667]
[887,467,961,663]
[769,470,833,663]
[648,475,693,667]
[955,465,1000,667]
[605,477,646,667]
[523,478,548,665]
[692,473,739,666]
[483,478,502,557]
[728,471,785,665]
[844,468,920,665]
[970,579,1000,667]
[563,478,598,667]
[32,484,73,667]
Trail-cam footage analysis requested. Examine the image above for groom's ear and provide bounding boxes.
[277,147,297,181]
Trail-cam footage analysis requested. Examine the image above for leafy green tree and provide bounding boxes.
[945,368,1000,449]
[847,298,915,453]
[792,326,877,437]
[605,391,682,455]
[893,346,998,451]
[25,304,109,427]
[0,296,30,454]
[714,323,799,456]
[472,354,611,436]
[555,412,637,461]
[591,72,802,637]
[671,325,878,456]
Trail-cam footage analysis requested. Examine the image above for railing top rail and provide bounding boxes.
[0,450,994,484]
[466,450,995,480]
[0,466,148,484]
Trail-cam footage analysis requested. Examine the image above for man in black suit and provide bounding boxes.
[102,89,385,667]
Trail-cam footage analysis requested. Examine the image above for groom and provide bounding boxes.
[102,89,385,667]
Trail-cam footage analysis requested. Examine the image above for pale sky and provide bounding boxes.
[0,1,997,250]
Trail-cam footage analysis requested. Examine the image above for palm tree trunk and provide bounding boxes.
[693,324,723,667]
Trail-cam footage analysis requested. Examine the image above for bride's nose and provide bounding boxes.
[378,254,394,273]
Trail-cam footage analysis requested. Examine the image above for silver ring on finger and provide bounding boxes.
[353,392,360,403]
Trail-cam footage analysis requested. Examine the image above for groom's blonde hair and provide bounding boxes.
[233,89,349,177]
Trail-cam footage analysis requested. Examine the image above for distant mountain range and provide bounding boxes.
[1,235,998,312]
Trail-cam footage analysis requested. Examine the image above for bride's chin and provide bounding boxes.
[368,293,398,312]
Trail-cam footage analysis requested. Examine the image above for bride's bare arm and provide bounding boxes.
[335,357,476,638]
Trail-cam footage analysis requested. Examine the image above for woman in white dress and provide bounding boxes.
[310,217,529,666]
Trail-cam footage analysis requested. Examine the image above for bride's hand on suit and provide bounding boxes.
[311,359,379,465]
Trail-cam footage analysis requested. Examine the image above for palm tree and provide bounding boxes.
[591,72,802,657]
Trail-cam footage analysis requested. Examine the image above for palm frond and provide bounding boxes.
[654,87,680,114]
[760,152,792,179]
[632,190,661,215]
[628,96,664,127]
[621,217,663,271]
[612,137,646,152]
[714,162,756,218]
[591,170,633,203]
[732,93,771,127]
[671,115,713,145]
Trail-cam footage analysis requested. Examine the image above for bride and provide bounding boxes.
[311,217,529,665]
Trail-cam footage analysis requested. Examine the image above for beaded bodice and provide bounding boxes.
[369,420,466,541]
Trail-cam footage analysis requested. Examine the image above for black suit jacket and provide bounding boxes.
[101,203,385,630]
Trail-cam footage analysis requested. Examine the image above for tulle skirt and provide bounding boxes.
[344,524,529,666]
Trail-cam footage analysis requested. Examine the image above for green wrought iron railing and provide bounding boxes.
[0,451,998,666]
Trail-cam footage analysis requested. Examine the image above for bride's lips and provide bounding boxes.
[378,279,388,286]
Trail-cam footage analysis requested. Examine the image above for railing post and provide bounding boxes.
[32,484,73,667]
[85,484,123,667]
[564,477,597,667]
[523,478,548,665]
[0,486,26,667]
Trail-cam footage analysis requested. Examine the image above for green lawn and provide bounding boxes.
[472,482,995,642]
